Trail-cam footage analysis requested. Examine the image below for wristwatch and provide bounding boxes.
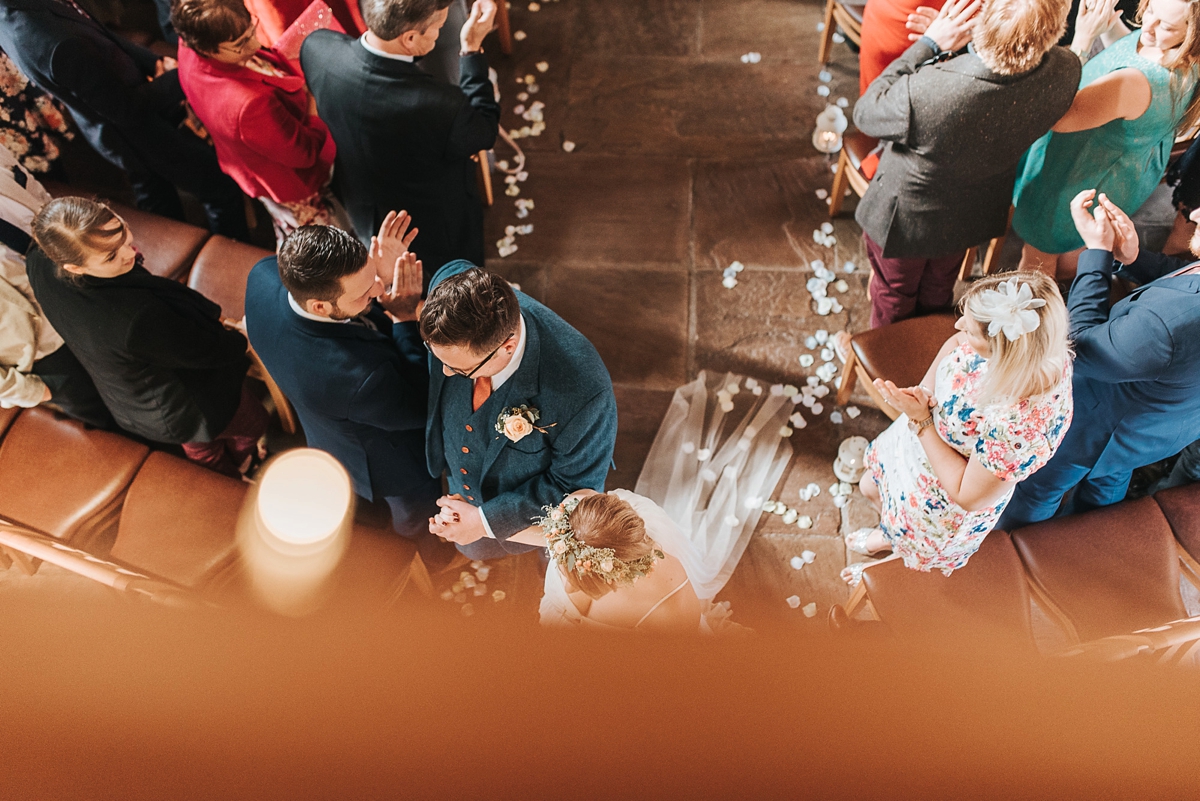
[908,413,936,436]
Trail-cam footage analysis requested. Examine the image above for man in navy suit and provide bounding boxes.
[244,214,446,552]
[1000,190,1200,529]
[421,263,618,559]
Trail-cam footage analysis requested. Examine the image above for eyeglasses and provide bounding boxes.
[425,334,514,379]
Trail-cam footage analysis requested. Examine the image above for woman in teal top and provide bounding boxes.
[1012,0,1200,279]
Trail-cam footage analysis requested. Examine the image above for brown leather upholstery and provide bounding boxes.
[1011,497,1186,642]
[850,313,959,388]
[110,451,247,587]
[110,202,210,282]
[860,532,1035,649]
[0,406,19,442]
[843,131,879,171]
[0,407,149,545]
[842,2,866,23]
[1153,484,1200,564]
[187,236,273,320]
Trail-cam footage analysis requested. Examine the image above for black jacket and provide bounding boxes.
[25,249,249,444]
[300,31,499,278]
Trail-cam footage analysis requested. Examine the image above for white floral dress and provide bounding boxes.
[864,343,1073,575]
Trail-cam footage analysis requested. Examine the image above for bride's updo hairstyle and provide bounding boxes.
[960,270,1070,405]
[561,494,656,599]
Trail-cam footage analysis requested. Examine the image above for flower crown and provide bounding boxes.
[973,278,1046,341]
[539,496,664,587]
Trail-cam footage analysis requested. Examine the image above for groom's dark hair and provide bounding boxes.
[420,266,520,354]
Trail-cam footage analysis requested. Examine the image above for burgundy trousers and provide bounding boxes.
[181,383,270,478]
[864,233,965,329]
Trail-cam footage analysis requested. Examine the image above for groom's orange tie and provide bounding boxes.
[472,376,492,411]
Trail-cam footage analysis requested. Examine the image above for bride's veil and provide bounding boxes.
[633,371,793,600]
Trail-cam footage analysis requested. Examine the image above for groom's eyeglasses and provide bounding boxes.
[425,334,514,379]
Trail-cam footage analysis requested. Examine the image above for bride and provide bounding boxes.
[505,489,739,633]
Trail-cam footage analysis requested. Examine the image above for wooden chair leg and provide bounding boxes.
[495,0,512,55]
[477,152,494,207]
[958,246,978,282]
[981,235,1005,276]
[843,580,869,617]
[817,0,837,63]
[828,149,850,217]
[1178,543,1200,593]
[408,552,436,599]
[835,347,858,406]
[3,545,40,576]
[0,546,11,571]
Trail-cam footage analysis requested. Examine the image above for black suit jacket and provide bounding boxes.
[244,257,431,501]
[300,31,499,277]
[25,249,249,444]
[0,0,191,177]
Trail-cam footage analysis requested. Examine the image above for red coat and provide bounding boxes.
[177,44,336,204]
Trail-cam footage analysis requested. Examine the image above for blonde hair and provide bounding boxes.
[1136,0,1200,136]
[974,0,1069,76]
[31,197,125,278]
[564,494,653,600]
[960,271,1071,405]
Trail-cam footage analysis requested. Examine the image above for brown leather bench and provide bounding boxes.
[108,202,212,282]
[1150,484,1200,589]
[186,235,274,320]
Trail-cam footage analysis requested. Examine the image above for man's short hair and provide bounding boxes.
[420,266,520,354]
[974,0,1069,76]
[170,0,252,54]
[277,226,368,304]
[358,0,452,40]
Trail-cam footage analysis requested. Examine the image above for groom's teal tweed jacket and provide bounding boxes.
[425,261,618,547]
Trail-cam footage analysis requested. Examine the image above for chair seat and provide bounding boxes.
[109,202,211,282]
[0,408,150,544]
[187,236,273,321]
[109,451,247,588]
[1010,497,1186,642]
[841,2,866,24]
[861,531,1035,650]
[1153,484,1200,566]
[843,131,878,171]
[851,313,959,389]
[0,406,19,442]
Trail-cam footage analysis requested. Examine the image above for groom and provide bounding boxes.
[421,262,617,558]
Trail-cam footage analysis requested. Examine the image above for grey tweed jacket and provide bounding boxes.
[854,41,1080,259]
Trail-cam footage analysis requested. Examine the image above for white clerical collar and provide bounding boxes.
[359,33,415,62]
[288,292,351,324]
[490,315,526,390]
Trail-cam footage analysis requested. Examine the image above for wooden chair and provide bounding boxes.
[246,344,299,436]
[818,0,865,64]
[834,313,959,417]
[1151,484,1200,593]
[495,0,512,55]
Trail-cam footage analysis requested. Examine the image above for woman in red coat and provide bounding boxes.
[859,0,948,96]
[172,0,345,243]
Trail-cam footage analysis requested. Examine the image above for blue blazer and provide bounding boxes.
[425,261,618,542]
[245,257,429,501]
[1050,248,1200,479]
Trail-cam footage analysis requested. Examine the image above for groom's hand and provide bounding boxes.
[433,496,487,545]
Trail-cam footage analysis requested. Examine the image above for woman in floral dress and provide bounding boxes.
[0,48,73,175]
[842,272,1073,584]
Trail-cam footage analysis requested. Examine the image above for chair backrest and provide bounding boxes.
[860,531,1036,650]
[187,235,273,320]
[1010,497,1187,643]
[0,408,149,545]
[109,451,248,588]
[110,202,211,282]
[1152,484,1200,566]
[0,406,19,442]
[851,313,959,388]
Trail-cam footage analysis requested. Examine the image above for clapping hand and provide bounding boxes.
[905,6,940,41]
[922,0,981,53]
[1070,189,1116,252]
[874,379,935,422]
[1072,0,1122,55]
[1096,193,1140,264]
[460,0,497,53]
[377,251,424,321]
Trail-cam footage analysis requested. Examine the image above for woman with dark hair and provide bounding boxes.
[25,196,268,477]
[172,0,345,244]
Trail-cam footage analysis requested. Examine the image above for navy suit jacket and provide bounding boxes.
[1058,247,1200,478]
[245,257,429,501]
[425,261,618,542]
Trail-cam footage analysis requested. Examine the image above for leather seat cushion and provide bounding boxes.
[862,531,1034,649]
[1153,484,1200,565]
[1011,497,1186,642]
[110,451,248,587]
[0,408,149,541]
[0,406,19,442]
[187,236,273,320]
[844,131,879,170]
[110,202,210,282]
[851,313,959,389]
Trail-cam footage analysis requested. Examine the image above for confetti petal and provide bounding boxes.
[786,595,802,609]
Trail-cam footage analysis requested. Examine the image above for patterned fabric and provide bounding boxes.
[257,187,349,247]
[865,342,1073,575]
[0,49,73,173]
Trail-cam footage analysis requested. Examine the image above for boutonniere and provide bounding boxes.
[495,404,556,442]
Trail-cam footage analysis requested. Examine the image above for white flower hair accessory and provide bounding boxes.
[974,279,1046,341]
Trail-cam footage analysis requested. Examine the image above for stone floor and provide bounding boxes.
[464,0,895,630]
